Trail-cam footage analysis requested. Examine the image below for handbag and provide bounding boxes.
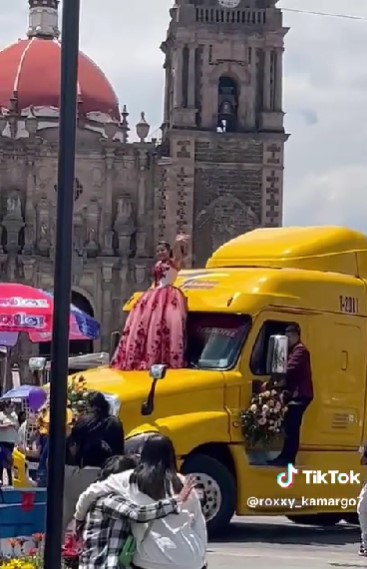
[119,534,137,568]
[119,522,152,568]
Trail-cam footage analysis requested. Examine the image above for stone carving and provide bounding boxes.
[137,170,146,216]
[2,192,24,254]
[136,231,147,257]
[85,200,100,256]
[6,255,18,281]
[135,264,147,286]
[195,140,263,164]
[22,258,36,282]
[73,213,85,255]
[5,195,22,219]
[114,195,135,256]
[196,195,258,259]
[37,197,51,255]
[23,199,36,255]
[102,263,113,283]
[24,225,35,255]
[102,229,115,256]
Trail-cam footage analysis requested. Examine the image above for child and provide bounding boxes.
[358,445,367,556]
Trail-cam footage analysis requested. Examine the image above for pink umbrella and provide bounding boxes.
[0,283,100,342]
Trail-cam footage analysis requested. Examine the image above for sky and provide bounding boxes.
[0,0,365,230]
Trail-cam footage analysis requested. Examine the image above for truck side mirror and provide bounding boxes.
[141,364,167,416]
[149,364,167,381]
[266,335,288,375]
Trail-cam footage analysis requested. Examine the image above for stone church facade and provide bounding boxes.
[0,0,288,364]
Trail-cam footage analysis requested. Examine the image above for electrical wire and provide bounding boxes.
[282,8,367,21]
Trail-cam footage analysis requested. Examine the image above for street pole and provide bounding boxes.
[43,2,81,568]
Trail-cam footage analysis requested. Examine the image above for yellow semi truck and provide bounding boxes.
[14,226,367,534]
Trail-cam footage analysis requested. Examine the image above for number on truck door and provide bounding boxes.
[339,296,359,314]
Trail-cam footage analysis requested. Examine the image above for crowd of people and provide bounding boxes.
[0,389,208,568]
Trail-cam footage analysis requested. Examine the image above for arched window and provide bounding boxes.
[217,76,238,133]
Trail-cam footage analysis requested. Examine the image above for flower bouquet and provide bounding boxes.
[241,384,288,449]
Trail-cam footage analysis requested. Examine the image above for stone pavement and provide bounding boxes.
[208,516,363,568]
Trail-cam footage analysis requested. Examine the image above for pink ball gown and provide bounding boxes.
[110,259,187,371]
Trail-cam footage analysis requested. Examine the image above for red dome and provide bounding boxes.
[0,38,120,120]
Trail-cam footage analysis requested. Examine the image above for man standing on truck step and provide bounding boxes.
[268,323,313,467]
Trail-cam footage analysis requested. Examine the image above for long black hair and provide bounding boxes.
[87,391,110,418]
[130,434,183,500]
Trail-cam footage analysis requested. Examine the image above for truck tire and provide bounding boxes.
[287,513,342,526]
[181,453,236,537]
[343,513,359,525]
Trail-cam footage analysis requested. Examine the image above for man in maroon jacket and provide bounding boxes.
[269,323,313,467]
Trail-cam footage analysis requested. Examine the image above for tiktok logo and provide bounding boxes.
[276,464,299,488]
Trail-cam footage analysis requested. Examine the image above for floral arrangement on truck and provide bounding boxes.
[35,374,89,435]
[241,380,289,448]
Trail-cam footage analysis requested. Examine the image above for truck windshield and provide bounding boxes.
[186,313,251,370]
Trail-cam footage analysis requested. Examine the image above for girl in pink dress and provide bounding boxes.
[110,234,189,371]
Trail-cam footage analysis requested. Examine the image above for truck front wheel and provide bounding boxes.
[181,453,236,537]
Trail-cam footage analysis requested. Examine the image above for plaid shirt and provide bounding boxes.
[79,493,179,569]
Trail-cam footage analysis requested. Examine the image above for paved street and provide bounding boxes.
[208,516,363,568]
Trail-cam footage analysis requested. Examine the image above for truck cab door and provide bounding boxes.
[311,317,365,445]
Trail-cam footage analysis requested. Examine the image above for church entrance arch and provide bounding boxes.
[39,290,95,358]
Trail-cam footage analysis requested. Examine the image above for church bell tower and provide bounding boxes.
[158,0,289,266]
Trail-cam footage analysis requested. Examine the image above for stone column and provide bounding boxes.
[188,46,196,107]
[173,47,184,108]
[263,49,271,110]
[101,261,114,350]
[102,153,114,255]
[248,47,257,128]
[163,64,170,122]
[275,49,283,111]
[23,158,36,255]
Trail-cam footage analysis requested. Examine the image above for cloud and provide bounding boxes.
[282,0,367,231]
[0,1,365,232]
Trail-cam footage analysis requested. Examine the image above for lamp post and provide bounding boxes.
[43,2,81,568]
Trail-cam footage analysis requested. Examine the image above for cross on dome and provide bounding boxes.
[27,0,60,39]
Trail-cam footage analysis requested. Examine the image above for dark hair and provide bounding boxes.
[81,440,112,468]
[98,454,138,481]
[130,434,183,500]
[87,392,110,418]
[286,323,301,336]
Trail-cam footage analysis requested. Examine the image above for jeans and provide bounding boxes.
[279,400,311,463]
[358,483,367,548]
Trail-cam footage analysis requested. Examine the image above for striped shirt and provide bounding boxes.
[79,493,179,569]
